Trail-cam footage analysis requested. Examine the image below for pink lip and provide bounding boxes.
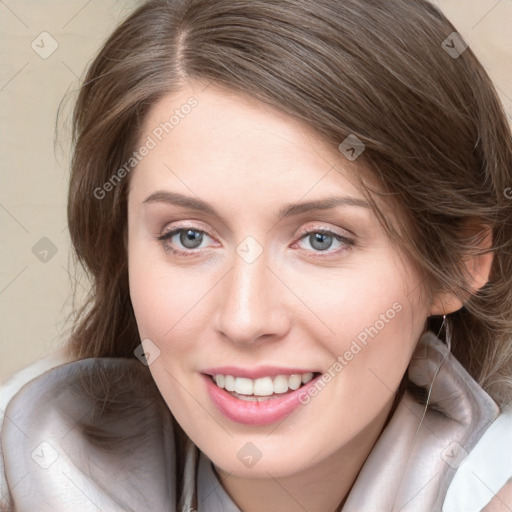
[202,366,318,379]
[203,373,322,425]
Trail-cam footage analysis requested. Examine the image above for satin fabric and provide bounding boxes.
[0,330,500,511]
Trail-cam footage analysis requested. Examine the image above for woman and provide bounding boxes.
[1,0,511,510]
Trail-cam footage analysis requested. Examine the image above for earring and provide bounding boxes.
[436,314,452,352]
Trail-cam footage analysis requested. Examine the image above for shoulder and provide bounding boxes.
[1,348,70,410]
[443,405,512,512]
[0,355,177,511]
[0,350,69,511]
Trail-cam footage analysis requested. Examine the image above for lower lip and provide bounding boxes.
[202,373,321,425]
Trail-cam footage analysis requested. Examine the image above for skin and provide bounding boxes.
[483,479,512,511]
[126,81,493,512]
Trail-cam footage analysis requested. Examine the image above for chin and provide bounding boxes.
[204,437,323,479]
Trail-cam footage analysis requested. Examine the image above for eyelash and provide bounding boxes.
[157,224,355,259]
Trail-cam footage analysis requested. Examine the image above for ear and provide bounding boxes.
[429,223,493,316]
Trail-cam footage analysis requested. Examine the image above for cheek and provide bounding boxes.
[309,258,425,401]
[128,244,212,350]
[293,298,422,455]
[292,258,417,353]
[128,249,210,422]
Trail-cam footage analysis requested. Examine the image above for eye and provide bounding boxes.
[294,228,354,257]
[157,226,215,256]
[157,224,355,258]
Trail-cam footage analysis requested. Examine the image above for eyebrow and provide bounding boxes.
[142,190,371,220]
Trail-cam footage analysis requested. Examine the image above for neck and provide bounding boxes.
[214,392,399,512]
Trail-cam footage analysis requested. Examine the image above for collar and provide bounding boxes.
[342,330,500,510]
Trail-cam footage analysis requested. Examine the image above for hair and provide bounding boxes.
[64,0,512,412]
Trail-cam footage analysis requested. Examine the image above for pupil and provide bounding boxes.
[180,230,202,249]
[310,233,332,251]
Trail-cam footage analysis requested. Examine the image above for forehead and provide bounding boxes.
[130,84,368,199]
[125,82,416,265]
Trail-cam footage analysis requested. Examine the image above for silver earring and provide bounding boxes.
[445,315,452,352]
[404,312,451,485]
[437,314,451,352]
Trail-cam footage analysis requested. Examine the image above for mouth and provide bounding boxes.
[207,372,322,402]
[202,369,324,425]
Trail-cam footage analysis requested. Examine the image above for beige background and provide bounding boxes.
[1,0,511,383]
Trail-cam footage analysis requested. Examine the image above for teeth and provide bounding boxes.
[235,377,253,395]
[253,377,274,396]
[212,372,316,396]
[224,375,236,392]
[288,374,302,390]
[302,372,314,384]
[273,375,289,394]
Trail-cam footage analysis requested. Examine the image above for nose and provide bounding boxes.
[213,248,290,346]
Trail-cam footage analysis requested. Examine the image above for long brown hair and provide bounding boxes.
[65,0,512,408]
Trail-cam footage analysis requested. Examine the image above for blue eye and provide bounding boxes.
[158,228,212,255]
[305,232,336,251]
[157,226,354,259]
[296,230,354,256]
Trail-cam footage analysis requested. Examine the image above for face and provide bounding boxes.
[127,81,431,478]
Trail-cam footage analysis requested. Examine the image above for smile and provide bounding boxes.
[211,372,317,401]
[203,370,323,425]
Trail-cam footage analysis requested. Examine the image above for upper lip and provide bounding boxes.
[202,366,320,379]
